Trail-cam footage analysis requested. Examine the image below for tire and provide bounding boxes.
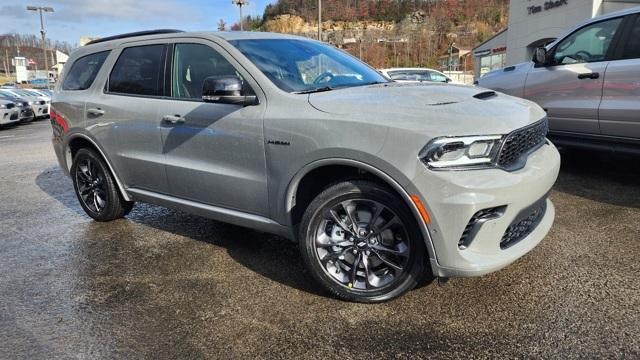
[71,148,134,221]
[299,180,427,303]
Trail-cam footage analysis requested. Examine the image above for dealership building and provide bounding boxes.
[473,0,640,78]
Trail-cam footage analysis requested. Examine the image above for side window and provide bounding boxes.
[62,51,110,91]
[172,43,241,99]
[621,16,640,59]
[108,45,165,96]
[553,18,622,65]
[429,71,449,83]
[388,71,410,81]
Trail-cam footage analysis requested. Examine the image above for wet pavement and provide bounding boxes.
[1,120,639,359]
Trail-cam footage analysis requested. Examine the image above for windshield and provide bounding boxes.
[230,39,388,93]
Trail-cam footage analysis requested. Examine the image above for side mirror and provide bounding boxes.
[202,76,257,106]
[534,47,549,66]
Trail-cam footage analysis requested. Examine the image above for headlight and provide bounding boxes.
[28,101,34,105]
[419,135,503,169]
[0,104,6,109]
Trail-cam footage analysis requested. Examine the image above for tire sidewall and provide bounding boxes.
[71,148,121,221]
[299,181,426,303]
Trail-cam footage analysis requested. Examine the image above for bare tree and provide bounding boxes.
[217,19,227,31]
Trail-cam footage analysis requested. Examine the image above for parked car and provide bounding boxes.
[0,99,20,128]
[379,67,459,84]
[52,30,559,302]
[0,91,34,123]
[0,89,49,120]
[23,88,51,117]
[478,7,640,152]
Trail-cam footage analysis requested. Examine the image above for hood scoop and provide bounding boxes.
[473,91,497,100]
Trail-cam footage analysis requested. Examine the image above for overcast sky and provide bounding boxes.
[0,0,275,45]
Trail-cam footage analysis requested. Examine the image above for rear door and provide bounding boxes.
[599,14,640,139]
[523,16,624,134]
[158,40,268,215]
[87,42,170,193]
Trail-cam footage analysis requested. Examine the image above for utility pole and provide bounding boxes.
[318,0,322,41]
[232,0,248,31]
[26,5,54,87]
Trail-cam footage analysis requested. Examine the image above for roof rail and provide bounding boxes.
[85,29,184,45]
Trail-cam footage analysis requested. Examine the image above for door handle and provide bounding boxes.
[87,108,105,117]
[162,114,185,124]
[578,72,600,80]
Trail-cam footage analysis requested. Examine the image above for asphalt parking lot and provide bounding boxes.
[1,120,639,359]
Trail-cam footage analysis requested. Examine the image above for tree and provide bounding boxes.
[217,19,227,31]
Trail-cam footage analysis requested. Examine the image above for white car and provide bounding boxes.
[0,89,49,119]
[23,88,52,118]
[379,67,458,84]
[0,100,21,128]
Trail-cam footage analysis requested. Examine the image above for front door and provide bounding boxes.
[524,17,624,134]
[159,41,268,216]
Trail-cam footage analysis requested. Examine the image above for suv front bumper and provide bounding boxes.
[412,141,561,278]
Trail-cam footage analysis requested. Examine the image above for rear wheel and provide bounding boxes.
[71,148,134,221]
[299,180,426,303]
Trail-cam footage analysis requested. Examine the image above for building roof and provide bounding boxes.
[472,28,508,52]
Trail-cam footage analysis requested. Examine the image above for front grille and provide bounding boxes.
[5,103,14,109]
[500,197,547,249]
[497,118,548,170]
[10,111,18,120]
[459,206,506,249]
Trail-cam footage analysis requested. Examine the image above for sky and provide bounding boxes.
[0,0,276,46]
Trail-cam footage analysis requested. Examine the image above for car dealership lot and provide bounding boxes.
[1,121,638,358]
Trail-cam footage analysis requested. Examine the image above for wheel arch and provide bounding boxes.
[284,158,437,263]
[66,133,132,202]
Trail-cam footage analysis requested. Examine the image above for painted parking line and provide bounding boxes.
[0,135,16,139]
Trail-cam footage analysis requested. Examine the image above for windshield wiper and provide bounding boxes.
[294,86,333,94]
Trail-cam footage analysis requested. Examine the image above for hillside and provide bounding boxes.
[257,0,509,70]
[0,33,74,79]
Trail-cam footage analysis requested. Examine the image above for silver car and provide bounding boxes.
[478,7,640,152]
[51,30,560,302]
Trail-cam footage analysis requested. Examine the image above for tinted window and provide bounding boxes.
[621,16,640,59]
[172,43,241,99]
[231,39,387,93]
[388,70,431,82]
[62,51,110,91]
[553,18,622,65]
[109,45,165,96]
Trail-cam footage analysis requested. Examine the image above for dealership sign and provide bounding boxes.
[528,0,568,15]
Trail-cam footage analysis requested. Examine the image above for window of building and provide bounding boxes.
[108,45,165,96]
[62,51,110,91]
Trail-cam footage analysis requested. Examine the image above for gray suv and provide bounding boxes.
[479,7,640,152]
[51,30,560,302]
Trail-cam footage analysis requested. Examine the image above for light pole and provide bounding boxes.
[232,0,248,31]
[26,5,54,86]
[317,0,322,41]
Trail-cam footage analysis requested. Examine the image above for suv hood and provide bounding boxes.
[308,82,545,136]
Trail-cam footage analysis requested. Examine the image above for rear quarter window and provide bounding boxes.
[62,51,110,91]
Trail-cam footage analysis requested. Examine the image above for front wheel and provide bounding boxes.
[71,148,134,221]
[299,180,427,303]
